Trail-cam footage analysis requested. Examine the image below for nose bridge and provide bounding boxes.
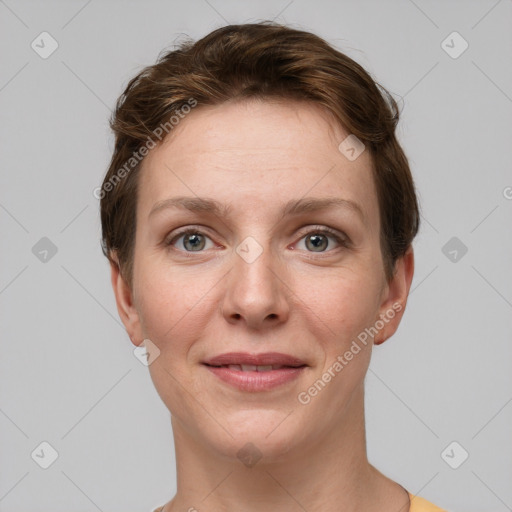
[223,234,289,326]
[233,234,279,296]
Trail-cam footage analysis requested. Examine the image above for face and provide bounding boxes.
[112,98,413,461]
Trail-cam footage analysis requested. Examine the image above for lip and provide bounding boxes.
[203,352,307,367]
[202,352,308,392]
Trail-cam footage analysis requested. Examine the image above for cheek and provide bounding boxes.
[134,258,217,356]
[296,268,382,347]
[137,266,215,417]
[135,274,177,341]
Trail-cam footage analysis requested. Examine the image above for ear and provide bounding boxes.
[110,252,143,347]
[374,246,415,345]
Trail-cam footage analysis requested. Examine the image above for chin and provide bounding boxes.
[205,408,309,465]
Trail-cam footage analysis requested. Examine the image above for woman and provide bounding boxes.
[100,22,447,512]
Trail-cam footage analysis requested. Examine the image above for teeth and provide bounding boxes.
[256,365,273,372]
[225,364,286,371]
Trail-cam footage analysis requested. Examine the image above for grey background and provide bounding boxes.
[1,0,511,511]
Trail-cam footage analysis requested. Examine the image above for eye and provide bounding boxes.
[165,226,349,254]
[166,228,215,252]
[295,227,348,253]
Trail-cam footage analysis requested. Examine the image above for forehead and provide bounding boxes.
[151,99,352,168]
[137,99,379,230]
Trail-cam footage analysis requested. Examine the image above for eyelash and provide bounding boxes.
[165,226,350,255]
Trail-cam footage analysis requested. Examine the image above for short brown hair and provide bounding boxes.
[100,21,420,287]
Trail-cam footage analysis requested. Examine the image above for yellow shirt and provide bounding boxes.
[409,492,447,511]
[152,492,446,512]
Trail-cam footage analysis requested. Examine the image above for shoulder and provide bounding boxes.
[409,492,449,511]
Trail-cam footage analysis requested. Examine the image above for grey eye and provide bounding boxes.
[169,231,214,252]
[182,233,206,251]
[305,233,329,252]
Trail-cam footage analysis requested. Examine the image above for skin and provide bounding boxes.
[111,98,415,512]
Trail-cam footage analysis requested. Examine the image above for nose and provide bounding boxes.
[221,239,290,330]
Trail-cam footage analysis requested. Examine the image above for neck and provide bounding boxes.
[163,385,409,512]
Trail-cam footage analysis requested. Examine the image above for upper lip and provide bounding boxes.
[203,352,307,367]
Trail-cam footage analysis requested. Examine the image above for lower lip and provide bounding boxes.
[203,365,306,392]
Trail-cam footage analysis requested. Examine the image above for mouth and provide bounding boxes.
[204,363,305,372]
[202,352,308,392]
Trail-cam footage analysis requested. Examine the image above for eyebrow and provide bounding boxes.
[148,195,366,224]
